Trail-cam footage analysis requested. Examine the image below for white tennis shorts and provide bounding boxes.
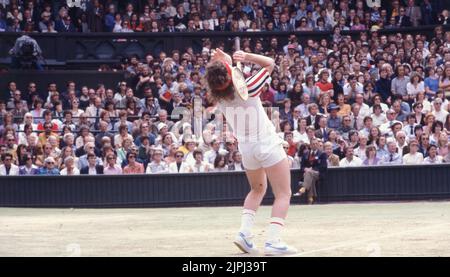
[238,134,287,170]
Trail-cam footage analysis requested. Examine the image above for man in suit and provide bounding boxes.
[80,153,104,175]
[214,16,230,31]
[164,17,178,32]
[0,153,20,176]
[315,116,330,142]
[279,13,294,31]
[55,16,77,32]
[405,0,422,27]
[305,103,321,130]
[296,138,328,204]
[395,7,412,27]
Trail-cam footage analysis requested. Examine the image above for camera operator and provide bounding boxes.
[9,34,44,70]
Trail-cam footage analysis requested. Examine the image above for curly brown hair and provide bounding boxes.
[205,61,235,101]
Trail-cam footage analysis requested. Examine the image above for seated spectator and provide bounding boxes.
[103,153,122,175]
[60,156,80,175]
[297,138,328,204]
[190,150,212,173]
[212,154,227,172]
[423,144,443,164]
[362,145,381,166]
[323,141,340,167]
[381,140,403,165]
[146,147,168,174]
[340,146,363,167]
[403,140,424,165]
[38,156,60,175]
[80,153,104,175]
[123,152,144,174]
[228,151,245,171]
[0,153,19,176]
[78,142,103,169]
[19,153,39,175]
[168,150,192,173]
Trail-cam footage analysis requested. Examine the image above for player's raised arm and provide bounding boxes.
[232,51,275,74]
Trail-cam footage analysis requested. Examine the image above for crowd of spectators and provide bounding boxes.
[0,0,449,33]
[1,2,450,176]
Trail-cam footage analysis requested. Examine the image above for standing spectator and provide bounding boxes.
[87,0,104,32]
[405,0,422,27]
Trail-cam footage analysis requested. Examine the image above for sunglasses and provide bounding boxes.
[176,155,183,158]
[46,162,54,164]
[107,157,115,160]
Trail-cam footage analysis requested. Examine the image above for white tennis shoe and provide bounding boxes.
[264,240,298,256]
[233,232,259,255]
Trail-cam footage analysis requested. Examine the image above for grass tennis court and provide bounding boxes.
[1,201,449,257]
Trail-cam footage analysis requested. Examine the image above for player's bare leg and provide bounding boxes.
[234,168,267,255]
[263,158,298,255]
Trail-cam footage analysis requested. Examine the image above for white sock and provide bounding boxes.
[239,209,256,236]
[267,217,285,243]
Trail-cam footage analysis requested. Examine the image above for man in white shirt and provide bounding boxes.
[339,147,362,167]
[228,151,245,171]
[403,113,418,139]
[343,75,364,100]
[203,139,221,165]
[380,109,400,136]
[295,94,311,117]
[431,98,449,123]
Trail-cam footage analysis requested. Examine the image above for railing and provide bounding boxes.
[1,25,449,69]
[0,164,449,208]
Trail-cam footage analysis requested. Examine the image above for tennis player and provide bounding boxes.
[205,48,297,255]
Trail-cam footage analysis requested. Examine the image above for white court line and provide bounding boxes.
[290,222,450,257]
